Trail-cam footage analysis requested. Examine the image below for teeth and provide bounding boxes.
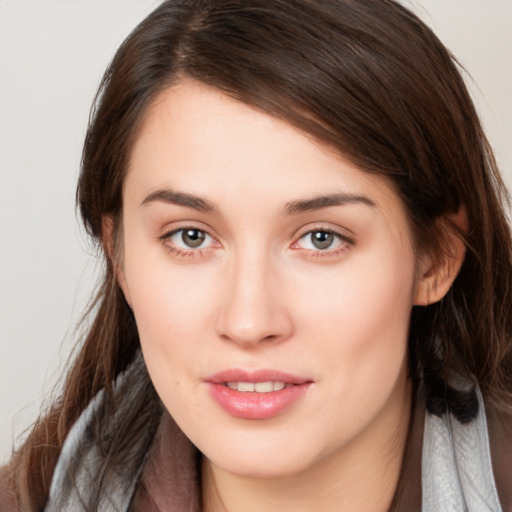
[255,381,273,393]
[238,382,255,392]
[226,381,287,392]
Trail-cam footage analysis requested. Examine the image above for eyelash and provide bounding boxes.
[291,228,353,257]
[159,226,354,259]
[159,227,218,259]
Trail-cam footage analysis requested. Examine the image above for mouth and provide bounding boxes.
[206,370,312,420]
[224,381,291,392]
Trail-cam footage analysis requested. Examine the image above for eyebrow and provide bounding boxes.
[141,188,217,213]
[141,188,376,215]
[284,193,376,215]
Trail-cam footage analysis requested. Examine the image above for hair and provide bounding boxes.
[8,0,512,509]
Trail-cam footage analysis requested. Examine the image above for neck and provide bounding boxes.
[202,377,412,512]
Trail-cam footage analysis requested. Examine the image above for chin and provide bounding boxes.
[201,432,325,480]
[213,455,312,480]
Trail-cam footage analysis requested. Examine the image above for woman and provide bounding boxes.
[1,0,511,510]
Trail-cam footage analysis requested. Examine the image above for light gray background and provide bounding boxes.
[1,1,511,465]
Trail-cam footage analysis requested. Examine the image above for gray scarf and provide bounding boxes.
[45,356,503,512]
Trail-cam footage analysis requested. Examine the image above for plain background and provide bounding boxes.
[0,0,511,465]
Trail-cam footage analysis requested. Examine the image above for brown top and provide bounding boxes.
[129,412,201,512]
[488,408,512,510]
[0,462,18,511]
[130,407,426,512]
[1,400,511,511]
[131,400,512,512]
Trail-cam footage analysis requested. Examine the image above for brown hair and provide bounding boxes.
[9,0,512,509]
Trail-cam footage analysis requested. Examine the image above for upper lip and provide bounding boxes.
[206,369,311,385]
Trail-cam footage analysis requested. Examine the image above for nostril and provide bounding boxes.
[214,284,294,347]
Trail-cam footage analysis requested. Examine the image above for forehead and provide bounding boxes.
[125,80,409,228]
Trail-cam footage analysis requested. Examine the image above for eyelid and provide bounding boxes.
[159,220,217,241]
[158,223,221,257]
[292,223,354,243]
[290,225,354,255]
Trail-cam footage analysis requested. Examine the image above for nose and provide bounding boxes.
[215,250,294,348]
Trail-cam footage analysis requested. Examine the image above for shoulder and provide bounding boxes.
[488,407,512,510]
[0,459,23,512]
[45,353,157,511]
[421,385,508,511]
[45,388,138,511]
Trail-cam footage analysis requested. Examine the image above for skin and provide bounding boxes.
[115,80,463,511]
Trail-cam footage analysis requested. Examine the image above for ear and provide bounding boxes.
[102,216,132,307]
[413,207,467,306]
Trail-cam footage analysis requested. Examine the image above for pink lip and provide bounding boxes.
[206,369,312,420]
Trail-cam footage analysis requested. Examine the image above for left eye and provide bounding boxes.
[168,228,213,249]
[297,230,346,251]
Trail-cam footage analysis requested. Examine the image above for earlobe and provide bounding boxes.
[413,207,467,306]
[102,216,132,307]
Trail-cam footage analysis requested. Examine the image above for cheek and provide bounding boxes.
[129,269,216,353]
[125,259,217,423]
[295,244,415,342]
[287,252,414,447]
[292,243,415,405]
[121,231,219,371]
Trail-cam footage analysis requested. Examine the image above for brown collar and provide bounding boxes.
[132,397,512,512]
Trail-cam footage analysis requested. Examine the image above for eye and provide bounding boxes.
[305,230,336,250]
[166,228,214,250]
[294,229,351,254]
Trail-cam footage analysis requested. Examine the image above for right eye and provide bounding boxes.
[164,228,214,250]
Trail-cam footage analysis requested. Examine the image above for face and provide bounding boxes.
[120,80,419,479]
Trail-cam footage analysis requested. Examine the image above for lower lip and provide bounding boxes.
[206,382,311,420]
